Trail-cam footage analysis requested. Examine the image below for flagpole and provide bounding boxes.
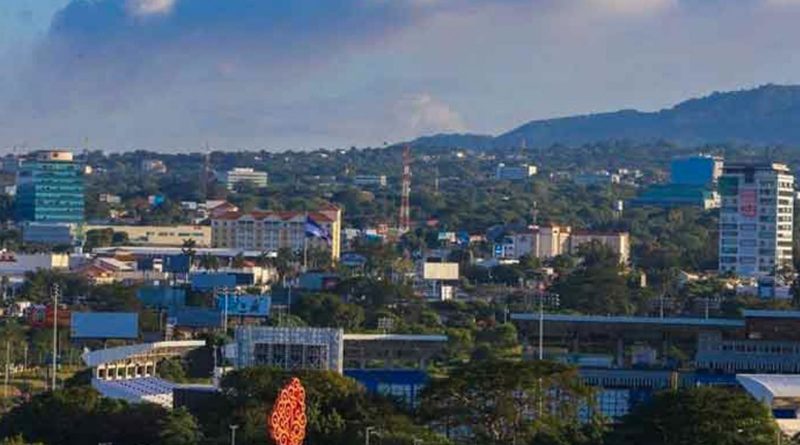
[303,236,308,272]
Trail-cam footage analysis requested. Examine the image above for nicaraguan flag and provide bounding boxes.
[305,217,331,244]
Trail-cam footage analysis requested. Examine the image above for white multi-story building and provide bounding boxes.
[719,163,794,277]
[495,226,630,264]
[223,168,268,191]
[496,163,537,181]
[211,205,341,260]
[353,175,387,188]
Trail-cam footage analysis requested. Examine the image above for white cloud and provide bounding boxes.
[397,93,467,134]
[586,0,676,16]
[126,0,177,16]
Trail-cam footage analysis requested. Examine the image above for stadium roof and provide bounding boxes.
[742,310,800,319]
[343,334,448,342]
[82,340,206,367]
[736,374,800,406]
[510,313,745,328]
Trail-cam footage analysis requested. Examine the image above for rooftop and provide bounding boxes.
[510,313,745,328]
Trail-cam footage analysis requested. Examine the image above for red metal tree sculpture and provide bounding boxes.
[268,378,308,445]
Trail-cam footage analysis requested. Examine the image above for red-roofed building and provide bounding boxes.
[211,205,342,260]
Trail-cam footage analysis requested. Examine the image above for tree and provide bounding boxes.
[0,435,43,445]
[0,386,165,445]
[215,368,449,445]
[294,293,365,330]
[181,239,197,267]
[84,228,114,251]
[472,323,521,360]
[198,253,221,271]
[553,242,632,315]
[157,358,187,383]
[610,387,780,445]
[158,408,203,445]
[419,360,601,445]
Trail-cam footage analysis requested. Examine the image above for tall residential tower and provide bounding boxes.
[719,162,794,277]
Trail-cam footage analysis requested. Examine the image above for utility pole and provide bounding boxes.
[4,340,10,400]
[365,427,376,445]
[229,424,239,445]
[222,287,229,335]
[52,283,60,391]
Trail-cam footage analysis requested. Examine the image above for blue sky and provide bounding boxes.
[1,0,800,151]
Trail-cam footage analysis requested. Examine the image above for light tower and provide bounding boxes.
[399,145,412,233]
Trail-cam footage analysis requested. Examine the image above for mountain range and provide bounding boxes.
[411,84,800,149]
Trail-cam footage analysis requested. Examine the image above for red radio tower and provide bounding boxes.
[399,145,412,233]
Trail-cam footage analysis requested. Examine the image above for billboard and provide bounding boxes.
[740,189,757,218]
[70,312,138,339]
[215,294,271,317]
[423,262,459,280]
[191,273,237,290]
[168,308,222,328]
[137,286,186,309]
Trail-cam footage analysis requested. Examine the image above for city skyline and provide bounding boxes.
[1,1,800,150]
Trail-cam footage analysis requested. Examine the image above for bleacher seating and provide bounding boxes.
[92,377,176,409]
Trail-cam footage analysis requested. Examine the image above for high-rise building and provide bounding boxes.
[211,205,341,260]
[719,162,794,277]
[15,150,85,223]
[223,168,268,191]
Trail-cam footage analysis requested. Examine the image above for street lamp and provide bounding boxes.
[365,427,379,445]
[533,291,560,361]
[229,424,239,445]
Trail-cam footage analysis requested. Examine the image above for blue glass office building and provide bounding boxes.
[15,150,85,223]
[670,155,723,186]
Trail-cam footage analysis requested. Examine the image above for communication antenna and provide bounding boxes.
[398,145,412,233]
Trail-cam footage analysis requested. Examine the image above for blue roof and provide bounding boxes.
[742,310,800,319]
[71,312,139,339]
[510,313,745,328]
[169,308,222,328]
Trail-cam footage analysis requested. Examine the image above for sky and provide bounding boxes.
[1,0,800,151]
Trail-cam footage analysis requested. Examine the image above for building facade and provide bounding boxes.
[496,163,538,180]
[353,175,387,188]
[223,168,268,190]
[234,326,344,373]
[16,150,84,223]
[719,163,794,277]
[670,155,724,186]
[84,225,212,247]
[496,225,630,264]
[211,206,342,260]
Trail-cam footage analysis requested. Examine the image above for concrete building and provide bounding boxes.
[21,222,78,245]
[631,155,723,209]
[223,168,268,191]
[234,326,344,373]
[574,171,620,187]
[85,225,212,247]
[630,184,720,209]
[353,175,387,188]
[496,225,630,264]
[15,150,84,223]
[718,162,794,277]
[211,205,342,260]
[0,251,69,277]
[140,159,167,174]
[496,163,538,181]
